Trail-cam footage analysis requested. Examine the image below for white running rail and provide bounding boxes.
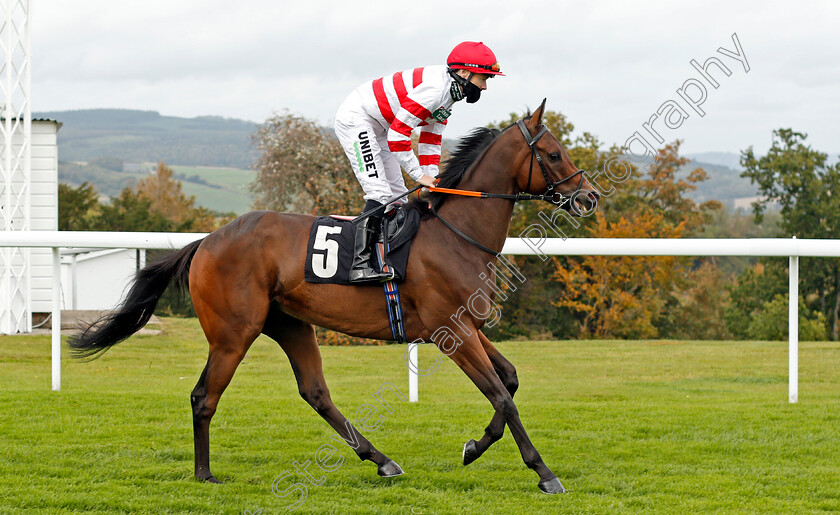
[2,232,838,403]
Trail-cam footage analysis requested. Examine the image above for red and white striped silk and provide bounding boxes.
[354,65,454,180]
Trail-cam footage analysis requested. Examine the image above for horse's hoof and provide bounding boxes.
[377,460,404,477]
[538,477,565,494]
[199,475,223,484]
[462,439,479,466]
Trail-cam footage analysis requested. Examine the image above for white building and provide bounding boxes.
[2,2,139,332]
[1,119,60,332]
[30,120,61,314]
[2,119,146,329]
[60,248,144,311]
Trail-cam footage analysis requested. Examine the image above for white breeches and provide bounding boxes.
[335,95,408,205]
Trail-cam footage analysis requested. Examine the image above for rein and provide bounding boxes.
[426,185,571,206]
[429,207,500,256]
[352,117,593,257]
[427,120,588,208]
[426,119,591,256]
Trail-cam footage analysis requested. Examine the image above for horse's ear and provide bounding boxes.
[530,98,547,126]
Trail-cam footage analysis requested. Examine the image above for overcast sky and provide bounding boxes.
[32,0,838,156]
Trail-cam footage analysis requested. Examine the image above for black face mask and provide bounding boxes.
[462,80,482,103]
[448,69,482,103]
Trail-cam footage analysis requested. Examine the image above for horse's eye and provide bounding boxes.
[549,152,562,162]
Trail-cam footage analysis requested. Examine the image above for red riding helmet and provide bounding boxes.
[447,41,504,76]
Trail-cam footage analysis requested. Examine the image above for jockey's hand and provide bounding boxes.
[417,174,437,188]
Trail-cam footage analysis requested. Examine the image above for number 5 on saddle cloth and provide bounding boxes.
[304,208,420,286]
[304,208,420,342]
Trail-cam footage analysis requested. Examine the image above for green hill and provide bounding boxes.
[57,160,255,215]
[682,160,757,207]
[39,109,768,214]
[169,165,255,215]
[38,109,259,214]
[34,109,258,169]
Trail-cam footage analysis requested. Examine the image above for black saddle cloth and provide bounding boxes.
[304,207,421,285]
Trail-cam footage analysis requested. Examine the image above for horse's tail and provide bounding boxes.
[68,238,205,360]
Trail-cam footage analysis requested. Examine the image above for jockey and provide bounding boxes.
[334,41,503,283]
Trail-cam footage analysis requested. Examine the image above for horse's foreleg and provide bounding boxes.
[264,311,403,478]
[447,333,564,494]
[462,330,518,466]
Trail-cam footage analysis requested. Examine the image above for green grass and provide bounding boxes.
[178,182,253,216]
[166,165,255,215]
[2,319,839,514]
[168,166,255,190]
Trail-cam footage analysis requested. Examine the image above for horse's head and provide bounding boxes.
[513,99,600,215]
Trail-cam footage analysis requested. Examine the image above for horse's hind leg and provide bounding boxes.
[190,321,262,483]
[263,307,403,477]
[190,269,268,483]
[462,330,518,466]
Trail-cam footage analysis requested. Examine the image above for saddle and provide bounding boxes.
[304,207,421,285]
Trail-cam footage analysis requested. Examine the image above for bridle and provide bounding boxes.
[515,119,587,210]
[427,118,595,256]
[352,117,597,257]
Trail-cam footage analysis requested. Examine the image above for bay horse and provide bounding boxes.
[70,99,599,494]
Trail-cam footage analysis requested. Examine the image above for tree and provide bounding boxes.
[725,261,787,338]
[740,129,840,339]
[58,182,100,230]
[603,141,721,234]
[483,110,600,340]
[664,261,732,340]
[700,207,783,278]
[551,141,723,339]
[92,188,175,232]
[135,162,220,231]
[483,111,727,340]
[554,213,685,338]
[251,112,362,215]
[59,162,231,233]
[747,294,826,341]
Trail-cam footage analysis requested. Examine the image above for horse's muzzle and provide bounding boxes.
[566,189,600,216]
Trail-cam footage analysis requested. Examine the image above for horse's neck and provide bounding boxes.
[437,143,519,255]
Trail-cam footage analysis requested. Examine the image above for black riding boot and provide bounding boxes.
[349,204,395,284]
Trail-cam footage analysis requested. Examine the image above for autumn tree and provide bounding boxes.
[483,109,601,340]
[601,140,721,233]
[483,106,727,339]
[91,188,175,232]
[59,181,173,232]
[251,112,362,215]
[58,162,232,233]
[664,260,732,340]
[135,162,220,231]
[554,214,686,338]
[551,141,724,339]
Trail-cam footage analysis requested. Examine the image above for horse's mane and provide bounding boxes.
[406,126,502,215]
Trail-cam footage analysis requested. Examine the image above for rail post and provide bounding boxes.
[51,247,61,391]
[789,237,799,403]
[408,341,419,402]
